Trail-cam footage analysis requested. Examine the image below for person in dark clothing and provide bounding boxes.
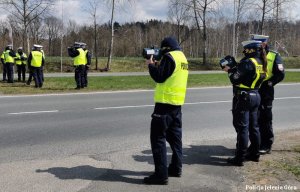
[250,34,285,154]
[15,47,27,82]
[143,37,188,185]
[3,45,16,83]
[80,42,91,87]
[68,42,86,89]
[1,51,7,81]
[27,44,44,88]
[223,40,267,166]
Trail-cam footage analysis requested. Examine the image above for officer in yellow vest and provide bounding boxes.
[250,34,285,154]
[68,42,86,89]
[1,50,6,82]
[28,44,44,88]
[144,37,188,185]
[15,47,27,82]
[223,40,267,166]
[80,42,91,87]
[3,44,16,83]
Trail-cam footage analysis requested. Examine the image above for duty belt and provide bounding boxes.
[234,89,258,97]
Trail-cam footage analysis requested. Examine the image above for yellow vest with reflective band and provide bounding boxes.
[238,58,266,89]
[265,51,276,81]
[1,52,4,60]
[30,51,43,67]
[15,53,27,65]
[154,51,189,105]
[4,50,14,63]
[74,48,86,66]
[83,50,88,65]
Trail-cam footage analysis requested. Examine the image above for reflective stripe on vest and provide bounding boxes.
[74,48,85,66]
[84,50,88,65]
[154,51,189,105]
[15,53,27,65]
[238,58,265,89]
[4,50,14,63]
[31,51,43,67]
[265,51,276,81]
[15,53,22,65]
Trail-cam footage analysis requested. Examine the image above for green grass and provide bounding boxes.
[41,56,300,72]
[281,163,300,177]
[0,71,299,95]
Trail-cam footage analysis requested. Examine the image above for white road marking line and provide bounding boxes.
[94,104,154,110]
[1,83,300,98]
[93,96,300,111]
[8,110,59,115]
[6,96,300,114]
[275,96,300,100]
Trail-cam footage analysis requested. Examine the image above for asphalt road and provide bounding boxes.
[0,83,300,192]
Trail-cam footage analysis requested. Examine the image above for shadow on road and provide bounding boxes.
[36,165,150,184]
[36,145,234,184]
[133,145,235,167]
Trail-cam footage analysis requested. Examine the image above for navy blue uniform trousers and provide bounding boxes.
[232,91,261,161]
[150,103,182,179]
[31,67,43,87]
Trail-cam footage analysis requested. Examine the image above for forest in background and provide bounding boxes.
[0,0,299,70]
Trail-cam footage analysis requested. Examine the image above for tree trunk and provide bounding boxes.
[94,20,98,70]
[106,0,115,71]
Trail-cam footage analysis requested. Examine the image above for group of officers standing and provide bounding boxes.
[1,41,92,89]
[143,34,285,185]
[1,44,45,88]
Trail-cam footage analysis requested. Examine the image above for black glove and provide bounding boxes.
[219,55,237,69]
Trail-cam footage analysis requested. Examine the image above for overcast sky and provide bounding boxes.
[55,0,300,24]
[54,0,170,25]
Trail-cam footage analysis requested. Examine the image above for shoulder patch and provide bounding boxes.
[233,72,240,79]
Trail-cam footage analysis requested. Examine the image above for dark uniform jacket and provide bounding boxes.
[148,53,175,83]
[228,56,264,93]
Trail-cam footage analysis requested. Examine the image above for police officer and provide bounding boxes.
[28,44,44,88]
[1,50,7,82]
[4,44,16,83]
[250,34,285,154]
[144,37,188,185]
[15,47,27,82]
[223,40,267,166]
[80,42,91,87]
[68,42,86,89]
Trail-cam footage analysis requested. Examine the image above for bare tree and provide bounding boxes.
[272,0,293,41]
[84,0,103,70]
[44,16,63,56]
[254,0,275,34]
[104,0,135,71]
[232,0,251,56]
[168,0,191,45]
[1,0,54,52]
[190,0,218,65]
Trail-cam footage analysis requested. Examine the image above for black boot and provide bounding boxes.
[168,166,182,177]
[143,174,168,185]
[227,157,244,166]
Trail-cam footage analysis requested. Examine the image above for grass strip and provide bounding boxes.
[0,71,299,95]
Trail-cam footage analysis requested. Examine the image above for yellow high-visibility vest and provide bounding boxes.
[4,50,14,63]
[238,58,266,89]
[15,53,27,65]
[74,48,85,66]
[264,51,277,81]
[30,51,43,67]
[154,51,189,105]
